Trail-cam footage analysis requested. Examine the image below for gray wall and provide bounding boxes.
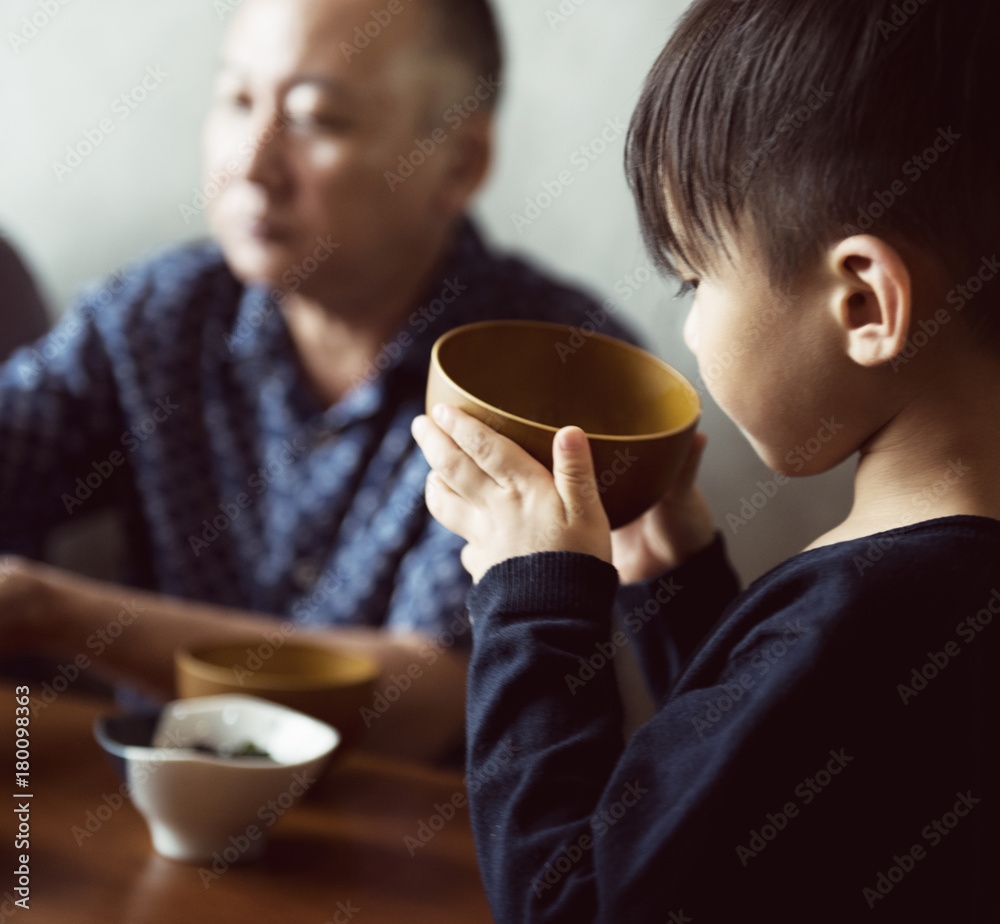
[0,0,855,587]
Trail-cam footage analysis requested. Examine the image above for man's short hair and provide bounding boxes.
[425,0,503,110]
[626,0,1000,342]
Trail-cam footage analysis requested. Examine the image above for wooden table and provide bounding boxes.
[0,686,493,923]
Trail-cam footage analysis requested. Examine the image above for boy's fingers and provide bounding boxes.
[424,471,471,539]
[431,405,544,488]
[460,544,483,582]
[552,427,599,517]
[671,431,708,498]
[412,414,493,500]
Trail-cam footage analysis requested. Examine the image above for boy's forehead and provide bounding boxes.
[666,224,748,280]
[660,183,745,278]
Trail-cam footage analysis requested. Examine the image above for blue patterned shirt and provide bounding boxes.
[0,220,636,642]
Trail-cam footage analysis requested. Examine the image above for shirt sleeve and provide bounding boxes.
[465,552,622,922]
[0,298,123,556]
[463,551,918,923]
[614,533,741,705]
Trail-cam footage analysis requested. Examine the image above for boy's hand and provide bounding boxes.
[611,432,716,584]
[412,405,612,583]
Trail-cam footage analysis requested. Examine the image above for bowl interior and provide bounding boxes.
[154,695,339,765]
[434,321,699,437]
[94,696,339,769]
[177,642,379,692]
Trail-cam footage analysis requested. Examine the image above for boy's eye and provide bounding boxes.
[674,279,700,299]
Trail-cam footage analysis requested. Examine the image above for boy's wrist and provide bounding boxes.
[470,550,619,624]
[652,519,718,574]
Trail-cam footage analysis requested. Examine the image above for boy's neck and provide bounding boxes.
[805,353,1000,552]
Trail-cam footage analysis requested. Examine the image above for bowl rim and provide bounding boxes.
[94,694,341,768]
[430,319,702,441]
[175,642,380,692]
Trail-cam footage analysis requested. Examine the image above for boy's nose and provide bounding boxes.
[683,304,699,354]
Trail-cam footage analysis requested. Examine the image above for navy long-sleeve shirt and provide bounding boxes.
[466,515,1000,922]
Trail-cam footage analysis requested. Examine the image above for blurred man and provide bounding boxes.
[0,233,48,359]
[0,0,633,760]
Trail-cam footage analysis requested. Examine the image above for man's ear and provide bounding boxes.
[435,111,493,216]
[828,236,912,367]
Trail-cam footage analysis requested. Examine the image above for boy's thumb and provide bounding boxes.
[552,427,598,514]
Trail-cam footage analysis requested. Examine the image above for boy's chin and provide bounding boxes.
[750,437,851,479]
[745,435,804,479]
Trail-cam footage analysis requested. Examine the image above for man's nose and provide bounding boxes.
[243,114,291,190]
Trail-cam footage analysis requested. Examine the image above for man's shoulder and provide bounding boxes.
[76,240,241,328]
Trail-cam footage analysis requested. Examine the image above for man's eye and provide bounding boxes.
[674,279,700,299]
[285,112,350,132]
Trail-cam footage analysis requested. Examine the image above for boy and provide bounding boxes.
[412,0,1000,919]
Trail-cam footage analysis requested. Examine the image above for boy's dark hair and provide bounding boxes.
[427,0,503,108]
[626,0,999,341]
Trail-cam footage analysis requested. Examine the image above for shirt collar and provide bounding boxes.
[220,217,491,425]
[393,218,493,378]
[224,284,287,363]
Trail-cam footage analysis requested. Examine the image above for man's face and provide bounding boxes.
[204,0,470,296]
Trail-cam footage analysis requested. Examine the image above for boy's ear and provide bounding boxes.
[827,236,911,367]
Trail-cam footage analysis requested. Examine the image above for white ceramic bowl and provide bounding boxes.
[94,694,339,863]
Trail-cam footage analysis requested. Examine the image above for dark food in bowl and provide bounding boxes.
[190,740,274,761]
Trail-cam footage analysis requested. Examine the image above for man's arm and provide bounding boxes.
[5,556,467,763]
[0,299,123,558]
